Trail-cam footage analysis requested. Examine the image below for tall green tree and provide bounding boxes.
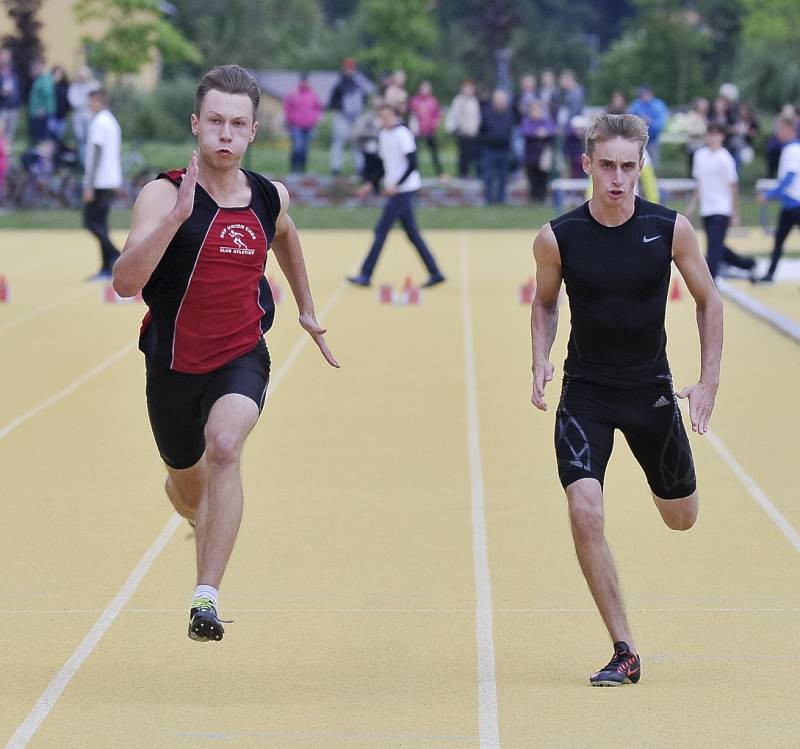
[75,0,201,75]
[2,0,43,97]
[736,0,800,109]
[591,0,716,105]
[356,0,438,82]
[164,0,334,74]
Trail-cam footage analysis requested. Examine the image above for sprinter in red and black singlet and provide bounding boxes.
[530,114,723,686]
[113,65,338,644]
[139,167,280,375]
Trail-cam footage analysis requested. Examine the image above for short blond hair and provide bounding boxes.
[585,113,649,159]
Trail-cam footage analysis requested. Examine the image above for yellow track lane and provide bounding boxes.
[2,229,798,748]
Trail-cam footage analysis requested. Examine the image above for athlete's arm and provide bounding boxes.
[531,223,563,411]
[672,213,723,435]
[270,181,339,368]
[112,151,198,298]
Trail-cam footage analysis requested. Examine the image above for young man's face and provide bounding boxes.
[378,107,397,128]
[705,130,725,150]
[583,137,642,205]
[191,89,258,168]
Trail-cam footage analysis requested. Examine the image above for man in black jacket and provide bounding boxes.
[327,57,366,176]
[480,89,513,204]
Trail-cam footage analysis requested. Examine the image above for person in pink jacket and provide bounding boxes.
[283,73,322,173]
[409,80,444,176]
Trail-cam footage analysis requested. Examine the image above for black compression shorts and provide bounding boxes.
[554,374,696,500]
[145,339,270,469]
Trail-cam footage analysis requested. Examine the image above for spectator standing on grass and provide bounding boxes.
[628,85,668,168]
[557,71,585,177]
[327,57,366,176]
[68,66,99,165]
[283,72,322,174]
[0,120,8,204]
[687,122,757,281]
[538,69,559,120]
[0,48,21,145]
[684,97,709,176]
[733,103,758,167]
[28,59,55,143]
[445,79,481,178]
[757,113,800,284]
[352,96,384,193]
[384,70,408,119]
[51,65,71,146]
[479,89,513,204]
[521,99,556,203]
[512,74,539,169]
[409,80,444,177]
[82,87,122,282]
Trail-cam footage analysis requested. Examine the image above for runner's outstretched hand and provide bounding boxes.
[299,312,340,368]
[532,360,554,411]
[676,381,717,434]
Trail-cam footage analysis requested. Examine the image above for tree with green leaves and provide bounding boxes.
[2,0,43,97]
[591,0,718,105]
[736,0,800,110]
[74,0,201,76]
[356,0,438,83]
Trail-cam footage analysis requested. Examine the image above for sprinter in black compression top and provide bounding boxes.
[530,113,723,686]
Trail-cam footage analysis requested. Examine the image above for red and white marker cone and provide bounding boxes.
[0,275,9,303]
[669,277,682,301]
[268,276,284,304]
[399,275,421,305]
[379,284,394,304]
[519,277,535,305]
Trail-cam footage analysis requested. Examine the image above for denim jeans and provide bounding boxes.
[360,191,441,279]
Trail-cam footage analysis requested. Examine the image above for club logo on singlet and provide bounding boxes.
[219,224,257,256]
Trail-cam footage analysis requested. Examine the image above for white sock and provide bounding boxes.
[192,585,218,608]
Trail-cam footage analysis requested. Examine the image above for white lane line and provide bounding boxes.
[4,277,350,749]
[0,342,137,439]
[716,279,800,343]
[706,428,800,552]
[460,235,500,749]
[5,513,183,749]
[0,285,94,333]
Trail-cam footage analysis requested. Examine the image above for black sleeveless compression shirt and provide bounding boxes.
[550,197,678,385]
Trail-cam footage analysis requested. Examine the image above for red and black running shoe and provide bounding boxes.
[589,641,641,686]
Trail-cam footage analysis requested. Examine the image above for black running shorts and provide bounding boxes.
[145,339,270,469]
[554,374,696,500]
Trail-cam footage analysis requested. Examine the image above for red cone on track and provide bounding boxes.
[519,277,535,305]
[379,284,394,304]
[669,277,682,301]
[0,275,9,303]
[268,276,284,304]
[400,275,421,305]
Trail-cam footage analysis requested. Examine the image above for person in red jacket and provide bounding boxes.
[409,80,444,177]
[283,72,322,173]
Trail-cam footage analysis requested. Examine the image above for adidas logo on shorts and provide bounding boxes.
[652,395,672,408]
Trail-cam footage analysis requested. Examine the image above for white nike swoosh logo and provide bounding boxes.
[643,235,661,243]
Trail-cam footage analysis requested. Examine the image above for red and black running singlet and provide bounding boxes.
[138,169,281,374]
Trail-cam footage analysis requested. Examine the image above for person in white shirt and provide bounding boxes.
[347,103,445,287]
[757,113,800,283]
[687,122,756,281]
[82,87,122,281]
[67,66,100,165]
